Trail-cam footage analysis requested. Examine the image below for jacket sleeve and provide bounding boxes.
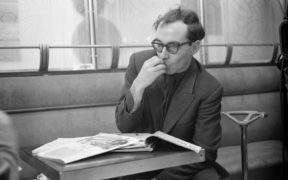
[193,85,223,162]
[187,85,228,178]
[115,53,145,133]
[0,111,19,180]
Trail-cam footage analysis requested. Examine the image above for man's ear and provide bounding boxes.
[191,40,201,55]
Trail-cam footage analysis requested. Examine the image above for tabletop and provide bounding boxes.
[21,147,204,180]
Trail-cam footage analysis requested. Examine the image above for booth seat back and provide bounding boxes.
[0,65,281,148]
[212,66,282,147]
[0,65,282,180]
[0,73,124,147]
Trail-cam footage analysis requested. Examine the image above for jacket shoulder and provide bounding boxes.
[196,65,223,97]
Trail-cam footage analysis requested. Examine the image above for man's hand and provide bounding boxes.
[134,56,166,89]
[130,56,166,112]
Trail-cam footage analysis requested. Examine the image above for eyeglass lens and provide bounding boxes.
[152,42,179,54]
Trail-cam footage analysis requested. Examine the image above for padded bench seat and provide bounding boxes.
[218,140,285,180]
[0,65,286,179]
[208,65,286,179]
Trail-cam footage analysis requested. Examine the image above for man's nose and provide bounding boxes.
[159,47,169,60]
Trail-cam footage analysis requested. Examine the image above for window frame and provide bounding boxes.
[0,0,281,76]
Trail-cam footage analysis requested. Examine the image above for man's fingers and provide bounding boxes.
[145,56,164,67]
[151,64,166,72]
[155,69,166,75]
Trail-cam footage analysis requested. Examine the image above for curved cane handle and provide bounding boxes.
[222,111,267,126]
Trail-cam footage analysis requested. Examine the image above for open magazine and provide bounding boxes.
[113,133,155,152]
[114,131,204,156]
[32,133,138,164]
[32,131,204,164]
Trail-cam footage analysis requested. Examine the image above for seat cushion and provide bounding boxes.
[217,140,285,180]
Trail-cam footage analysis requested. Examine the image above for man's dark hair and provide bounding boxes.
[153,7,205,42]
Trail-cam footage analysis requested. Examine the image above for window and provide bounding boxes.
[203,0,283,64]
[0,0,87,72]
[0,0,285,74]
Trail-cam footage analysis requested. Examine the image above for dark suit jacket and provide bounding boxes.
[115,50,227,178]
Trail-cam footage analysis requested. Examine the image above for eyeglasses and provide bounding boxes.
[151,39,191,54]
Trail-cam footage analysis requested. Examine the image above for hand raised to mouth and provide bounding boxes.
[130,56,166,112]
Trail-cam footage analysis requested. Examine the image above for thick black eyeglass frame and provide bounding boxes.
[151,39,192,54]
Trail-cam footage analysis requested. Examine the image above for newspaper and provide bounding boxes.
[32,133,138,164]
[33,131,204,164]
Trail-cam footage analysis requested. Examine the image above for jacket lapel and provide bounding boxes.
[162,59,199,133]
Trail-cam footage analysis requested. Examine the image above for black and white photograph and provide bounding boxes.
[0,0,287,180]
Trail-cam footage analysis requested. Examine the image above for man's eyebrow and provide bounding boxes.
[153,39,180,44]
[153,38,162,43]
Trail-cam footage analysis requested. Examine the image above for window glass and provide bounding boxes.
[204,46,227,64]
[231,46,274,63]
[49,47,102,71]
[0,0,284,73]
[0,49,39,72]
[0,0,88,71]
[203,0,282,64]
[95,0,181,68]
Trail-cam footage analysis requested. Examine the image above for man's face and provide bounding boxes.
[153,21,194,75]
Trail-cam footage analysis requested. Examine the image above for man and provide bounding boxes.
[0,111,19,180]
[115,7,228,180]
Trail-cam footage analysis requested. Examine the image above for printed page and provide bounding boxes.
[114,133,155,152]
[152,131,203,154]
[32,137,86,156]
[33,133,138,164]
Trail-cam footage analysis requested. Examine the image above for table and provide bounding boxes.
[20,147,204,180]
